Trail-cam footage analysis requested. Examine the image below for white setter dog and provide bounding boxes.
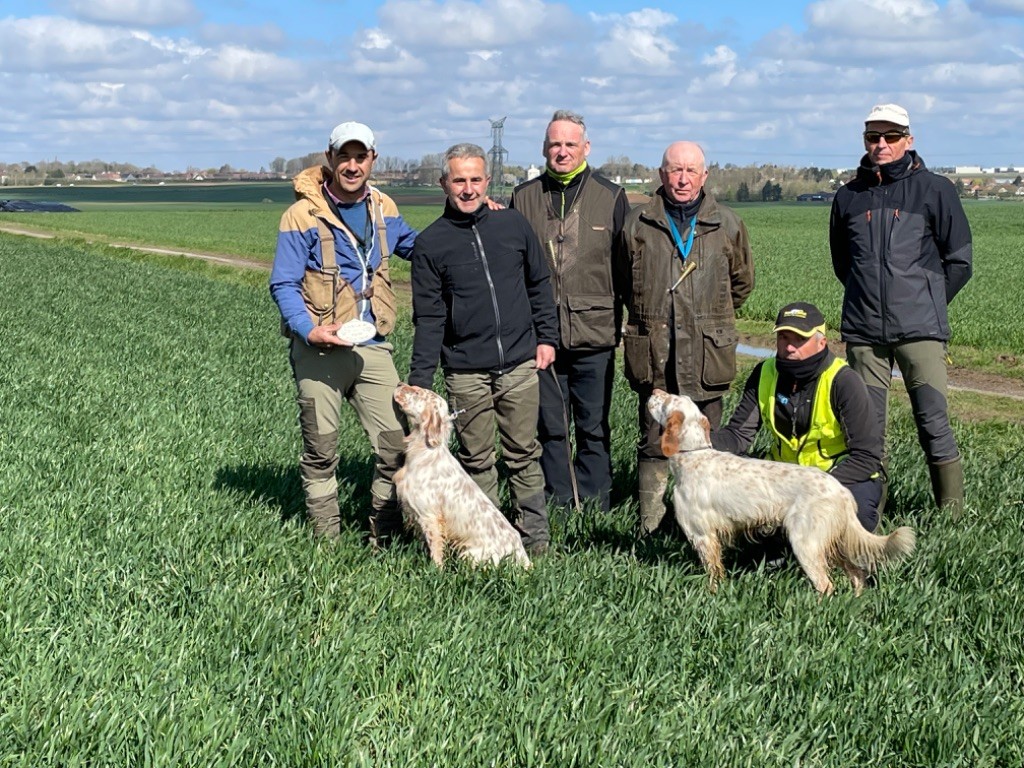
[392,384,531,569]
[647,389,915,595]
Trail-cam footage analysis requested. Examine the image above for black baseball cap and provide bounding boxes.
[773,302,827,337]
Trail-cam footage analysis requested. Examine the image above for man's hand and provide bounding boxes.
[535,343,556,370]
[484,197,505,211]
[307,324,353,348]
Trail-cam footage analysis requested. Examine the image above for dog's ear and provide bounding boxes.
[701,415,711,446]
[661,412,684,457]
[423,405,444,448]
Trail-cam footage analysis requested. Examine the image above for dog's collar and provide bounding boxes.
[676,446,713,453]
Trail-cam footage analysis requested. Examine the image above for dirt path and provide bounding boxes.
[737,333,1024,403]
[4,223,1022,405]
[0,224,272,271]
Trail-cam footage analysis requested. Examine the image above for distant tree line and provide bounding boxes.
[7,153,1003,200]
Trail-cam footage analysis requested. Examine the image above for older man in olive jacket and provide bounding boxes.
[617,141,755,536]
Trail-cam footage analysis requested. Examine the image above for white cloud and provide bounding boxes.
[201,45,302,83]
[597,9,678,70]
[698,45,740,88]
[197,22,288,50]
[57,0,199,27]
[349,31,426,75]
[377,0,557,47]
[0,16,157,71]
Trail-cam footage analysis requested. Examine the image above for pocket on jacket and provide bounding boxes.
[302,270,356,325]
[303,271,336,315]
[370,277,397,336]
[623,333,652,388]
[567,293,616,348]
[700,322,738,388]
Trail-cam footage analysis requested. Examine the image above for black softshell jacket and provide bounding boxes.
[830,151,972,345]
[408,203,558,388]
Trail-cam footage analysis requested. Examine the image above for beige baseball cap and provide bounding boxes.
[865,104,910,129]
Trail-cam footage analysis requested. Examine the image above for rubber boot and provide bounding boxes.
[929,456,964,520]
[637,459,670,537]
[307,495,341,538]
[516,491,551,555]
[368,428,407,550]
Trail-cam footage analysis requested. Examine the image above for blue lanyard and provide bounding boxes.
[666,214,697,264]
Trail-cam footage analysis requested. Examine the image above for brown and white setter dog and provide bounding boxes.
[648,389,915,595]
[393,384,531,569]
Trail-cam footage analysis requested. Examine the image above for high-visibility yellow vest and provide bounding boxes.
[757,356,849,471]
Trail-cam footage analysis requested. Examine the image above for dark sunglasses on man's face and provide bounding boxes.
[863,130,909,144]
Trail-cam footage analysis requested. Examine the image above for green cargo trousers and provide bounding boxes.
[847,339,963,513]
[289,339,406,536]
[444,360,549,548]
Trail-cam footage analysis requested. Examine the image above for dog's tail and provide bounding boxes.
[841,519,916,571]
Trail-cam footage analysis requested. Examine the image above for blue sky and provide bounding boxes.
[2,0,1023,172]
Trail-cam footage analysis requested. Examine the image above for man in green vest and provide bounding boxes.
[713,302,884,532]
[511,110,630,514]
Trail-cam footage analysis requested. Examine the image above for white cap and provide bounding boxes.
[328,122,375,151]
[865,104,910,129]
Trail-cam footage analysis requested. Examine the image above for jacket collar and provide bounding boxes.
[855,149,925,186]
[442,199,489,224]
[541,164,591,192]
[640,186,720,230]
[292,165,377,228]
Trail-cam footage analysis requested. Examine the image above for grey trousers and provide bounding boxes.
[847,340,960,464]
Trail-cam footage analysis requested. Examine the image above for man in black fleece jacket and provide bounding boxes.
[409,143,559,553]
[713,303,884,533]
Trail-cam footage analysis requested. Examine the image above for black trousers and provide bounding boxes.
[537,347,615,510]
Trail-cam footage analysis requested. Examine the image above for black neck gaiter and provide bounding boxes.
[775,346,828,384]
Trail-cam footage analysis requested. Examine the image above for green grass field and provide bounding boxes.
[4,185,1021,365]
[1,232,1022,766]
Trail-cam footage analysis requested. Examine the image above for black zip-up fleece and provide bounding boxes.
[408,202,559,388]
[829,150,973,345]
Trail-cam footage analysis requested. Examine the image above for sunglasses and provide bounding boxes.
[863,130,909,144]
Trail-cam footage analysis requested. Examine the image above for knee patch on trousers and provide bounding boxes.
[297,396,339,473]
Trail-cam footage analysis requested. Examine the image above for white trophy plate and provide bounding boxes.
[336,319,377,345]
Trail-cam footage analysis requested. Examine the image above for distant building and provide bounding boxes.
[526,164,541,181]
[796,191,835,202]
[955,166,982,175]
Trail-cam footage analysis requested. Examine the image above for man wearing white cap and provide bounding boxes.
[270,121,417,545]
[829,104,973,517]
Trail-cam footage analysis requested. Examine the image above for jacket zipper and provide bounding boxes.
[876,187,890,342]
[471,224,505,371]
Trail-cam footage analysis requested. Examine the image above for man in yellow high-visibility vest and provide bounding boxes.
[713,302,884,533]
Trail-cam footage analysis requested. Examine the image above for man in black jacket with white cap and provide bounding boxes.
[830,103,972,517]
